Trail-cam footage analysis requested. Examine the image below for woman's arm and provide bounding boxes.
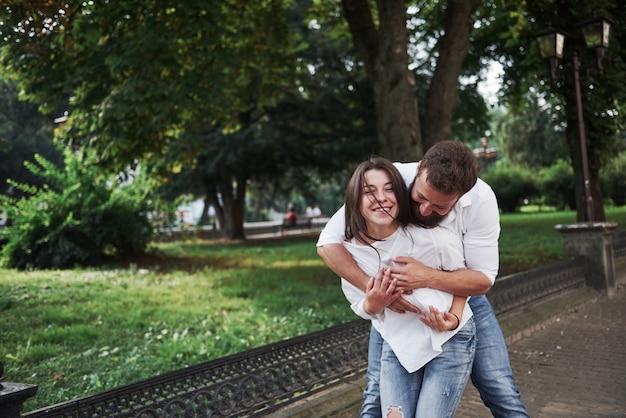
[419,294,467,331]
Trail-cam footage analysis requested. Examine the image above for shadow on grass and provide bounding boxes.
[107,234,322,274]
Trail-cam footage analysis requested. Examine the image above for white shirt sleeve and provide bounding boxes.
[341,279,380,321]
[393,162,419,187]
[461,179,501,284]
[316,205,346,247]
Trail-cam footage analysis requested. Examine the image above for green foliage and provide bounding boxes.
[538,159,576,210]
[491,93,569,169]
[0,0,300,172]
[0,78,64,197]
[157,1,377,235]
[481,163,538,213]
[603,151,626,206]
[0,145,156,269]
[489,0,626,220]
[451,84,491,146]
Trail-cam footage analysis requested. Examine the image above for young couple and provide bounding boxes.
[317,141,529,417]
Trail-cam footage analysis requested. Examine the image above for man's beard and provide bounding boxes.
[411,201,447,228]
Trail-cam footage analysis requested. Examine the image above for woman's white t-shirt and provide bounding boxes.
[342,225,472,373]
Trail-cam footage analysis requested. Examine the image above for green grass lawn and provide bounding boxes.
[499,206,626,275]
[2,207,625,412]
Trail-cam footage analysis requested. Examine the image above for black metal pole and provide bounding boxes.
[572,51,595,222]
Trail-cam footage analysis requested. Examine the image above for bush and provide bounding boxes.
[0,145,157,269]
[603,151,626,206]
[539,159,576,210]
[481,164,538,213]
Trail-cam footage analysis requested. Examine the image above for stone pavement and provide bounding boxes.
[276,283,626,417]
[456,283,626,417]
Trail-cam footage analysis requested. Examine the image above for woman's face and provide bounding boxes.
[360,169,398,231]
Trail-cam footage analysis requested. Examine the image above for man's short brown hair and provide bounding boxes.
[417,141,479,196]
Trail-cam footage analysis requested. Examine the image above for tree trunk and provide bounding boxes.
[422,0,481,151]
[203,173,246,239]
[342,0,422,161]
[589,149,605,222]
[199,197,211,225]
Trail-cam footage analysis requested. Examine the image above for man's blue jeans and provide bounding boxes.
[360,295,529,418]
[379,317,475,418]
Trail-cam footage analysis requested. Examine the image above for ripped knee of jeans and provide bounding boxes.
[385,406,404,418]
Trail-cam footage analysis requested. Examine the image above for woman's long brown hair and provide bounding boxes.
[344,157,412,244]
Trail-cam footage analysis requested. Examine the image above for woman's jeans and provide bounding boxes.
[379,317,475,418]
[360,295,529,418]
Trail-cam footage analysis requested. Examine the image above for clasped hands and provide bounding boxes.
[364,258,458,332]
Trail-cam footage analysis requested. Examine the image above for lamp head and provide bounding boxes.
[535,27,567,60]
[579,15,612,74]
[580,16,612,49]
[535,27,567,83]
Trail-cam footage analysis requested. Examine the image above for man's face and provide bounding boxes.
[410,169,460,228]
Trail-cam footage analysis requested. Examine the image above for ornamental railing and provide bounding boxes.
[487,256,586,316]
[22,320,370,418]
[614,230,626,258]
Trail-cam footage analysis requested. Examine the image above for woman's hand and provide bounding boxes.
[420,306,461,331]
[363,267,401,315]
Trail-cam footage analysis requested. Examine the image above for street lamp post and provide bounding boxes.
[535,16,612,223]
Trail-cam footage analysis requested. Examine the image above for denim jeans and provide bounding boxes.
[379,317,475,418]
[361,328,384,418]
[468,295,529,417]
[360,295,529,418]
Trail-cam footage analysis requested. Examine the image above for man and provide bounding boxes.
[317,141,528,417]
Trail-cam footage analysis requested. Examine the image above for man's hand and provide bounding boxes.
[390,255,492,297]
[388,256,435,291]
[387,297,421,314]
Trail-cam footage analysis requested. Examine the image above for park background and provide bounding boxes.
[0,0,625,412]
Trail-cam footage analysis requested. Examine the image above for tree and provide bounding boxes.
[491,90,569,169]
[0,0,298,167]
[1,0,499,238]
[337,0,483,160]
[0,0,304,239]
[420,0,482,151]
[153,1,377,238]
[0,78,63,198]
[494,0,626,222]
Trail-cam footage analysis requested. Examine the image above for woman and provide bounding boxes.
[341,157,475,417]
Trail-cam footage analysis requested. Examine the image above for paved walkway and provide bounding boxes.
[277,284,626,417]
[457,283,626,417]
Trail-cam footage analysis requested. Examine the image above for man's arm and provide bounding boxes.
[389,179,500,297]
[389,257,492,296]
[317,243,370,291]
